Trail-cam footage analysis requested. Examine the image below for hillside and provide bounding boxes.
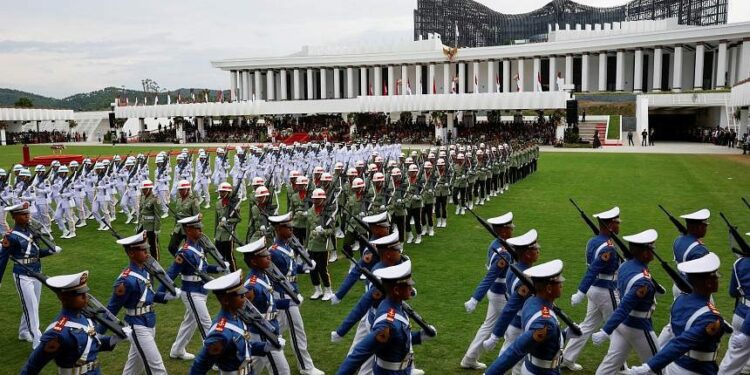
[0,87,230,112]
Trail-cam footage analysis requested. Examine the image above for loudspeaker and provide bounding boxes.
[566,100,578,124]
[108,112,116,129]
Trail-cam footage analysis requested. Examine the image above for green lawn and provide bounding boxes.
[1,144,749,374]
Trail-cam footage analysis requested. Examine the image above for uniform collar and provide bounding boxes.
[60,308,84,319]
[129,261,146,272]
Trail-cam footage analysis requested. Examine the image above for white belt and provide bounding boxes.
[265,311,278,321]
[286,276,297,282]
[142,216,155,220]
[629,310,653,318]
[17,257,39,265]
[58,360,99,375]
[375,356,412,371]
[527,355,560,369]
[126,305,153,316]
[181,275,202,282]
[687,350,717,361]
[219,364,252,375]
[742,297,750,307]
[596,273,616,281]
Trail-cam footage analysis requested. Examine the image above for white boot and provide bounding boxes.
[328,251,338,263]
[442,218,448,227]
[310,286,323,300]
[61,230,71,239]
[67,230,76,239]
[420,227,427,236]
[75,219,87,228]
[455,206,461,215]
[125,212,133,224]
[322,287,334,301]
[428,226,435,236]
[468,201,474,209]
[460,207,466,215]
[406,232,414,244]
[414,235,422,244]
[203,201,211,209]
[335,228,345,239]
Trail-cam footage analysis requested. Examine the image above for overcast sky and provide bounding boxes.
[1,0,747,98]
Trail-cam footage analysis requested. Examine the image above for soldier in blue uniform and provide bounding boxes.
[0,202,62,348]
[268,212,325,375]
[20,270,126,374]
[630,252,727,375]
[482,229,541,375]
[485,259,566,375]
[337,259,436,375]
[103,231,181,375]
[719,233,750,374]
[563,207,622,371]
[461,212,515,370]
[189,270,277,375]
[331,211,391,305]
[592,229,661,375]
[670,209,711,298]
[238,237,292,375]
[161,214,228,361]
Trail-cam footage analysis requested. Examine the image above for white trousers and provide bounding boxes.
[120,191,136,213]
[171,292,212,356]
[346,317,374,375]
[53,204,74,233]
[595,325,659,375]
[563,286,619,363]
[278,305,316,373]
[92,200,109,225]
[123,324,167,375]
[464,291,507,361]
[718,314,750,375]
[14,274,42,348]
[498,325,523,375]
[195,179,210,202]
[252,334,291,375]
[664,362,702,375]
[32,202,50,231]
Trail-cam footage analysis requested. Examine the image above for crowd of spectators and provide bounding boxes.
[688,126,745,148]
[5,130,87,144]
[273,115,349,143]
[456,119,558,145]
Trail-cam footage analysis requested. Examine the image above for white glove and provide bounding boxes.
[592,330,610,346]
[218,261,230,274]
[571,291,586,306]
[628,364,654,375]
[259,225,266,232]
[482,334,500,350]
[276,336,286,350]
[165,288,182,301]
[296,294,304,303]
[396,199,402,204]
[111,326,133,345]
[301,211,308,217]
[379,205,385,210]
[331,331,343,343]
[422,325,437,340]
[53,246,63,254]
[358,212,365,218]
[220,217,227,225]
[314,226,324,235]
[464,297,478,313]
[428,189,434,193]
[731,332,749,349]
[331,295,341,305]
[303,259,317,272]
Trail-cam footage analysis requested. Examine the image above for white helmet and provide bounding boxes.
[346,168,358,177]
[255,186,270,198]
[177,180,191,190]
[0,169,6,177]
[387,160,398,168]
[313,166,324,175]
[176,153,185,161]
[217,147,225,154]
[391,168,402,176]
[424,161,433,169]
[436,158,446,166]
[51,160,61,167]
[19,169,31,177]
[218,182,233,192]
[58,166,69,173]
[352,178,365,189]
[13,164,22,172]
[355,160,365,168]
[334,162,344,170]
[368,163,378,173]
[408,164,419,173]
[312,188,326,200]
[289,170,301,179]
[141,180,154,189]
[374,156,383,163]
[457,153,465,160]
[296,176,309,185]
[405,157,414,164]
[251,176,265,186]
[35,165,45,172]
[372,172,385,182]
[321,172,333,182]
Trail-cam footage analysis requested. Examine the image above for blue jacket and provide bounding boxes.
[162,239,220,294]
[647,293,726,374]
[269,239,304,297]
[101,261,169,330]
[728,256,750,334]
[576,234,620,293]
[603,259,656,333]
[335,247,379,301]
[486,296,563,375]
[0,224,57,280]
[244,268,286,336]
[21,309,116,375]
[492,262,531,337]
[672,234,708,264]
[471,239,511,300]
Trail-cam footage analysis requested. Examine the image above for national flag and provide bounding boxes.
[407,78,412,95]
[154,95,159,106]
[178,93,182,104]
[496,73,501,93]
[217,90,223,102]
[252,91,256,101]
[190,89,196,102]
[514,73,521,92]
[135,97,139,106]
[450,76,457,94]
[126,97,129,106]
[383,80,387,95]
[473,74,478,94]
[204,92,209,103]
[535,72,543,92]
[432,79,436,94]
[368,84,373,96]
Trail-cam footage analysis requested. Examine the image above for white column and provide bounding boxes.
[244,71,251,101]
[615,50,624,91]
[428,64,436,95]
[401,65,408,95]
[486,60,494,93]
[292,69,302,100]
[549,57,557,90]
[581,54,590,92]
[532,58,541,92]
[333,68,341,99]
[517,59,524,92]
[694,44,705,90]
[672,45,683,92]
[740,40,750,83]
[458,63,466,93]
[360,67,368,96]
[230,70,238,102]
[238,71,245,101]
[1,128,6,146]
[729,47,737,86]
[196,117,205,140]
[472,61,479,93]
[502,60,510,93]
[653,47,663,92]
[280,69,288,100]
[443,63,450,94]
[266,70,275,101]
[374,67,382,96]
[387,65,394,96]
[346,67,354,98]
[254,71,262,100]
[565,55,573,89]
[415,64,423,95]
[633,49,643,93]
[306,68,314,99]
[716,42,727,88]
[320,68,327,99]
[598,52,607,92]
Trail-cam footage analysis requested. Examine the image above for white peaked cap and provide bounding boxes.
[677,252,720,274]
[46,271,89,293]
[593,206,620,220]
[523,259,565,282]
[680,209,710,222]
[370,231,400,248]
[236,237,266,254]
[487,212,513,226]
[506,229,538,247]
[373,259,413,285]
[623,229,658,244]
[204,270,247,294]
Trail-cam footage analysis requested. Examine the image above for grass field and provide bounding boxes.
[1,144,749,374]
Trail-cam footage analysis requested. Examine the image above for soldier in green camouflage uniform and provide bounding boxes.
[290,176,310,244]
[245,185,274,245]
[305,188,335,301]
[434,157,451,228]
[451,153,468,215]
[167,180,201,256]
[214,181,241,271]
[138,180,164,260]
[387,167,408,243]
[404,164,423,245]
[420,161,436,237]
[368,172,388,216]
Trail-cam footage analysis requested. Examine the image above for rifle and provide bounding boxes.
[742,197,750,210]
[99,220,178,296]
[463,206,582,336]
[720,212,750,256]
[287,235,315,268]
[340,242,436,337]
[569,199,600,237]
[658,205,688,235]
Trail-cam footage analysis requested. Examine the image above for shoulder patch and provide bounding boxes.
[517,285,529,297]
[642,269,651,279]
[43,337,60,353]
[375,327,391,343]
[175,255,184,264]
[532,325,548,342]
[53,316,69,332]
[636,285,649,298]
[249,275,257,286]
[601,252,611,262]
[115,283,127,296]
[121,268,131,278]
[541,306,551,318]
[207,341,224,356]
[372,290,383,300]
[705,319,721,336]
[215,318,227,332]
[386,308,396,323]
[497,258,507,269]
[708,302,720,315]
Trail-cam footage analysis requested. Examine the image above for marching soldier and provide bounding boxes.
[137,180,164,261]
[167,180,200,257]
[306,188,335,301]
[593,229,661,375]
[485,259,567,375]
[103,232,181,375]
[404,164,423,245]
[211,147,229,187]
[434,158,450,228]
[246,185,275,245]
[291,176,310,243]
[452,153,468,215]
[31,165,52,233]
[388,168,407,243]
[0,202,62,348]
[631,252,727,375]
[343,177,367,251]
[189,269,276,374]
[215,182,241,272]
[368,172,387,216]
[460,212,514,370]
[671,209,711,298]
[562,207,622,371]
[337,259,436,375]
[51,166,76,239]
[419,161,436,237]
[20,270,126,374]
[719,234,750,374]
[194,151,212,209]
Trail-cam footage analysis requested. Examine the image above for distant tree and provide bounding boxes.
[14,97,33,108]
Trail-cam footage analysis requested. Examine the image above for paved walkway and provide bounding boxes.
[541,142,745,155]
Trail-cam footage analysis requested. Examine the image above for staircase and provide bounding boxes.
[281,132,310,145]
